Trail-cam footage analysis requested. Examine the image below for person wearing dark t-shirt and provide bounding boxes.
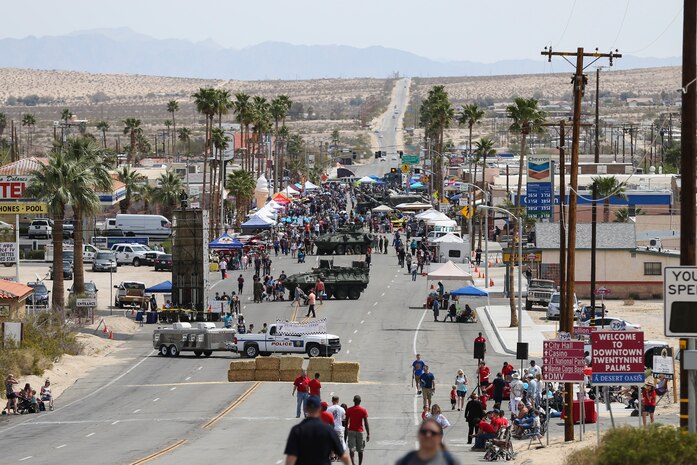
[491,373,506,408]
[284,395,350,465]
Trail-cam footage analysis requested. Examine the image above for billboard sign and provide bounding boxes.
[591,331,645,385]
[526,154,552,218]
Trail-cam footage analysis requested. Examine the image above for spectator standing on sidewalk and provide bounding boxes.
[284,395,349,465]
[464,393,484,444]
[491,373,506,409]
[509,373,525,414]
[292,369,310,418]
[455,369,468,411]
[474,332,487,357]
[477,361,491,388]
[420,365,436,410]
[346,395,370,465]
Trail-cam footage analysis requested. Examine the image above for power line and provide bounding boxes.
[610,0,631,50]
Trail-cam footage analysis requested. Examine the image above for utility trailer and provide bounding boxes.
[153,322,237,357]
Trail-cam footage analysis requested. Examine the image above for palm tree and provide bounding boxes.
[164,120,172,154]
[212,127,230,232]
[96,121,109,148]
[0,112,7,138]
[166,100,179,159]
[474,137,497,249]
[271,95,292,189]
[251,96,272,176]
[122,118,142,164]
[117,166,145,213]
[614,207,643,223]
[457,104,485,156]
[419,86,454,201]
[192,88,218,209]
[153,172,183,219]
[591,175,627,223]
[21,113,36,156]
[506,97,546,207]
[226,170,256,227]
[26,151,75,313]
[63,137,112,294]
[232,93,252,171]
[136,184,156,214]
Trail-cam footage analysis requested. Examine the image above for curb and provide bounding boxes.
[479,305,516,356]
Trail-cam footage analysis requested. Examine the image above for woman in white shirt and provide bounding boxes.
[425,404,450,430]
[455,369,468,411]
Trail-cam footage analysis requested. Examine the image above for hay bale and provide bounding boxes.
[229,359,256,370]
[280,370,299,382]
[255,357,281,370]
[307,357,335,372]
[331,362,360,383]
[279,356,304,371]
[228,369,255,382]
[255,370,280,382]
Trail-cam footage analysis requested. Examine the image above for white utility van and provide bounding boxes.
[104,214,171,239]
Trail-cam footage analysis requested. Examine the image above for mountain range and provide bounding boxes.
[0,28,682,80]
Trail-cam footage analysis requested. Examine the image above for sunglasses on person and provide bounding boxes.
[419,428,442,437]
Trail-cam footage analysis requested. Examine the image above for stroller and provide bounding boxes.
[484,426,516,461]
[16,394,39,414]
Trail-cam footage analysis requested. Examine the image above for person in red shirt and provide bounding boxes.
[490,409,509,431]
[472,411,497,451]
[474,332,487,356]
[642,383,657,425]
[320,401,335,426]
[308,372,322,398]
[292,369,310,418]
[346,395,370,465]
[501,361,514,382]
[478,361,491,387]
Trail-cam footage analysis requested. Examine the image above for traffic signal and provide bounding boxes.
[390,168,397,174]
[398,150,404,158]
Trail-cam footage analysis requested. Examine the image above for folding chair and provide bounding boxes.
[655,378,671,406]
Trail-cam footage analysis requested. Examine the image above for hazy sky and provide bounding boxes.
[1,0,684,62]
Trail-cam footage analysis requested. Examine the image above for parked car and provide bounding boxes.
[27,282,50,306]
[546,292,581,320]
[63,219,75,239]
[581,317,641,331]
[578,304,606,322]
[68,281,98,301]
[144,251,166,266]
[49,260,73,280]
[92,251,117,272]
[28,218,53,239]
[110,243,150,266]
[154,254,173,271]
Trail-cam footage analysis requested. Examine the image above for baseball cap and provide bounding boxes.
[321,401,329,411]
[305,396,321,409]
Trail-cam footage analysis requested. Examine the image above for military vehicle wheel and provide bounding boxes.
[307,344,322,358]
[245,344,260,358]
[159,345,169,357]
[335,245,345,255]
[168,345,179,357]
[345,246,353,255]
[348,287,361,300]
[334,286,348,300]
[194,350,203,357]
[204,350,213,357]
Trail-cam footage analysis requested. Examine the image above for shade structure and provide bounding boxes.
[372,204,394,213]
[295,181,320,191]
[395,202,432,211]
[241,214,274,229]
[208,233,244,249]
[271,192,291,204]
[281,185,299,196]
[145,280,172,293]
[427,260,474,283]
[358,176,376,184]
[409,182,426,189]
[416,209,451,222]
[450,285,488,297]
[432,232,464,244]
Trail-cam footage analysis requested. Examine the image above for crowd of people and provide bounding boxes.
[3,375,53,415]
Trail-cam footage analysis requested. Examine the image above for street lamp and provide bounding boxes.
[477,205,523,344]
[464,183,491,287]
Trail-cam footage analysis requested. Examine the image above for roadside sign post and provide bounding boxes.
[590,331,645,385]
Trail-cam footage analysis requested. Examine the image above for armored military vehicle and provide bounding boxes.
[285,259,370,300]
[314,227,375,255]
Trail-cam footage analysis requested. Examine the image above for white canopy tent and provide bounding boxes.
[427,260,474,284]
[395,202,432,211]
[432,233,465,244]
[416,209,451,222]
[432,233,469,264]
[281,185,300,196]
[372,204,394,213]
[358,176,376,184]
[304,181,320,191]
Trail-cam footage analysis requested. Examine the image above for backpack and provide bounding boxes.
[400,450,457,465]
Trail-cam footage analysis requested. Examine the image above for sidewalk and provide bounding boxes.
[480,304,555,357]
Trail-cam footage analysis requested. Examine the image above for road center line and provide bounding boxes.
[202,382,261,429]
[346,350,350,354]
[153,398,160,402]
[185,377,191,381]
[348,339,352,344]
[381,292,385,297]
[56,444,67,449]
[112,420,120,425]
[133,409,141,414]
[85,433,95,438]
[198,366,203,371]
[372,302,377,307]
[367,311,371,315]
[128,439,187,465]
[170,387,177,391]
[19,456,32,461]
[353,329,358,334]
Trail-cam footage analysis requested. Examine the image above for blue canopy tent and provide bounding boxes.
[241,215,274,231]
[410,182,426,190]
[450,285,489,297]
[145,280,172,293]
[208,233,244,249]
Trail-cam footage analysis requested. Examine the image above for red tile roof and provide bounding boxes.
[0,280,34,300]
[0,157,47,176]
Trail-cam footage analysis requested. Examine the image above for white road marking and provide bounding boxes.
[185,376,191,381]
[367,311,371,315]
[373,302,377,307]
[276,460,283,464]
[360,320,365,324]
[133,409,141,414]
[412,309,428,426]
[19,456,32,461]
[56,444,67,449]
[346,350,350,354]
[111,420,119,425]
[85,433,95,438]
[198,366,203,370]
[353,329,358,334]
[170,387,177,391]
[381,292,385,297]
[153,398,160,402]
[387,285,390,289]
[348,339,352,344]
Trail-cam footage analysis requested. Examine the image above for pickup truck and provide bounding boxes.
[154,322,236,357]
[231,323,341,358]
[525,279,556,310]
[114,281,147,308]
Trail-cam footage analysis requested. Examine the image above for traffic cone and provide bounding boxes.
[103,325,108,334]
[474,266,479,273]
[108,330,113,340]
[490,279,494,287]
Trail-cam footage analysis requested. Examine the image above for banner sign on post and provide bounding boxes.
[542,340,585,382]
[75,298,97,308]
[0,243,16,263]
[590,331,645,385]
[276,318,327,335]
[526,154,552,218]
[0,203,47,214]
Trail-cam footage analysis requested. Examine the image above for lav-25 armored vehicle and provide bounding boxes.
[314,226,374,255]
[285,259,370,300]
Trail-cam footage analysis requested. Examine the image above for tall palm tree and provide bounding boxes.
[122,118,142,164]
[226,170,256,227]
[166,100,179,159]
[21,113,36,156]
[117,166,145,213]
[271,95,292,189]
[0,112,7,138]
[419,86,454,202]
[591,175,627,223]
[473,137,497,249]
[95,121,109,148]
[211,90,233,228]
[192,88,218,209]
[457,104,485,156]
[177,127,192,193]
[26,151,75,313]
[232,93,252,171]
[212,127,230,232]
[164,120,172,154]
[136,184,156,214]
[153,172,184,219]
[63,137,112,294]
[251,96,272,176]
[506,97,546,207]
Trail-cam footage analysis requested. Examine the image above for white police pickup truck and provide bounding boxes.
[231,322,341,358]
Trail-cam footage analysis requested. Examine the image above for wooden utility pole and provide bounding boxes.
[541,46,621,442]
[680,0,696,433]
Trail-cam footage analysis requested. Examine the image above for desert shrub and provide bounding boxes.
[565,426,697,465]
[0,312,81,382]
